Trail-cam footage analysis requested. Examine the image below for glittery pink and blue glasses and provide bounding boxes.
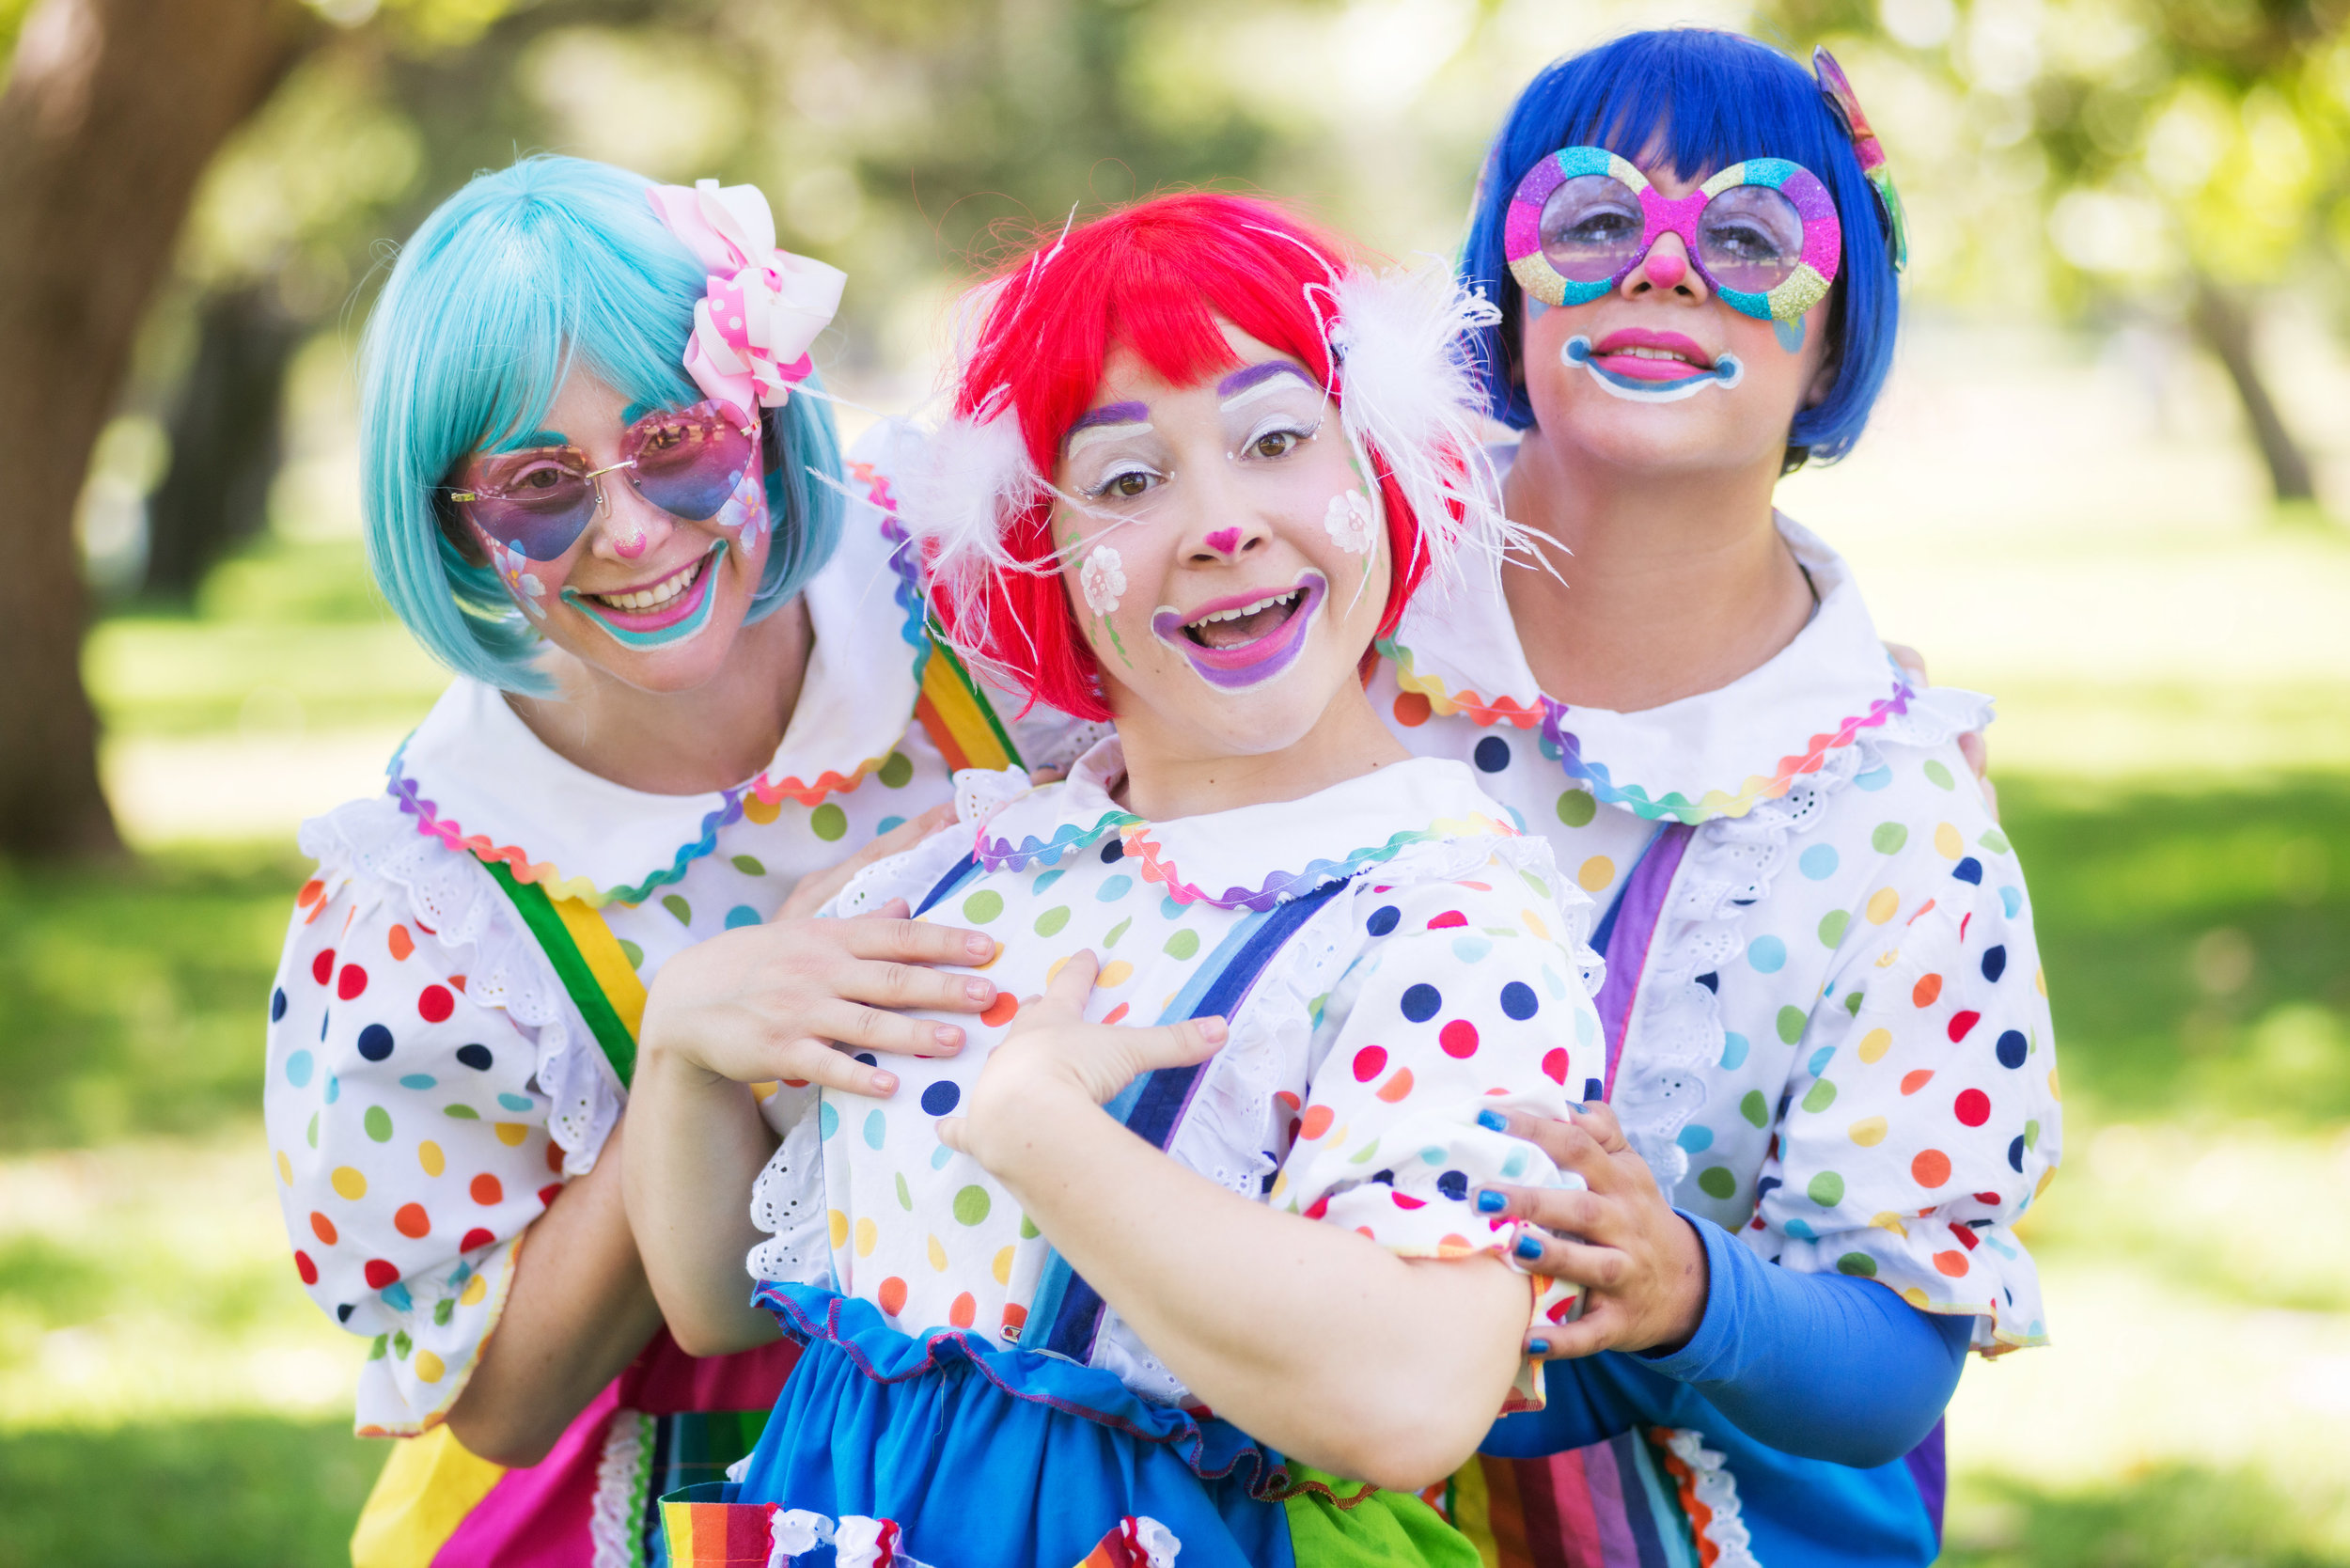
[1505,147,1843,322]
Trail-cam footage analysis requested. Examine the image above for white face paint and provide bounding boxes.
[1065,418,1154,461]
[1323,489,1376,556]
[1080,545,1126,615]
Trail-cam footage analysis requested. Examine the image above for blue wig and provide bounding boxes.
[359,155,846,693]
[1461,30,1900,467]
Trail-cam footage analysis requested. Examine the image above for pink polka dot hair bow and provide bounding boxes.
[646,179,847,409]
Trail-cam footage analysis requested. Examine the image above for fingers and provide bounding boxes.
[854,897,912,923]
[803,996,969,1058]
[934,1115,971,1155]
[827,951,997,1017]
[1036,949,1102,1014]
[1885,640,1928,686]
[1528,1301,1620,1361]
[840,916,1000,972]
[1476,1106,1618,1185]
[1566,1100,1630,1154]
[1508,1229,1632,1290]
[1479,1182,1615,1246]
[770,1037,900,1099]
[1126,1015,1230,1074]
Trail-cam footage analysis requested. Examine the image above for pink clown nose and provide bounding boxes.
[1641,247,1688,290]
[1204,526,1241,557]
[613,525,649,559]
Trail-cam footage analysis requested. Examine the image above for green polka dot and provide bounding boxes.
[1556,790,1597,827]
[1836,1252,1878,1278]
[1843,990,1864,1015]
[1034,905,1071,936]
[1348,1138,1383,1165]
[1807,1171,1845,1207]
[730,854,766,876]
[810,803,849,841]
[1801,1078,1838,1114]
[1740,1090,1768,1127]
[1698,1166,1737,1200]
[1020,1215,1041,1240]
[392,1331,413,1359]
[963,890,1005,924]
[952,1185,992,1226]
[1980,827,2011,855]
[1872,822,1908,855]
[306,1111,319,1148]
[662,895,693,926]
[1104,917,1132,949]
[368,1335,388,1360]
[895,1172,913,1211]
[1817,909,1849,948]
[432,1298,454,1327]
[878,751,915,788]
[1777,1005,1807,1043]
[618,940,644,969]
[444,1104,479,1120]
[2024,1119,2041,1150]
[364,1105,394,1142]
[1923,760,1955,791]
[1519,870,1552,899]
[1164,929,1200,961]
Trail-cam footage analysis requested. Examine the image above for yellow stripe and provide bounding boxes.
[551,895,648,1042]
[920,652,1012,771]
[351,1425,508,1568]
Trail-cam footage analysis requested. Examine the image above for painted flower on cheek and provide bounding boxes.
[1324,489,1376,556]
[711,463,768,554]
[485,538,550,619]
[1081,545,1126,615]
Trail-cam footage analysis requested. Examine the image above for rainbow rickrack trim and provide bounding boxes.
[1125,810,1521,913]
[975,809,1141,874]
[1383,636,1918,824]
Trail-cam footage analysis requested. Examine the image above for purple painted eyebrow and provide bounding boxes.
[1064,400,1151,441]
[1216,361,1315,399]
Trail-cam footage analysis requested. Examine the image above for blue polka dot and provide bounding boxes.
[381,1281,413,1312]
[1501,1147,1529,1180]
[497,1092,534,1112]
[1033,869,1065,895]
[456,1043,494,1072]
[2007,1136,2025,1172]
[1799,844,1840,880]
[1366,905,1401,937]
[724,905,761,930]
[920,1081,962,1117]
[1982,945,2008,983]
[1505,803,1527,832]
[1720,1031,1750,1070]
[324,1074,340,1105]
[1807,1045,1835,1076]
[1437,1169,1469,1200]
[270,987,288,1023]
[1784,1218,1818,1240]
[862,1108,887,1150]
[1100,837,1125,863]
[1996,1029,2028,1069]
[854,1052,879,1067]
[1747,936,1787,974]
[930,1145,955,1169]
[1161,895,1185,919]
[818,1101,838,1140]
[1500,981,1539,1020]
[1583,1077,1605,1103]
[1097,875,1134,902]
[1401,983,1443,1023]
[357,1025,395,1062]
[876,815,906,835]
[1451,935,1493,964]
[1474,736,1512,773]
[1543,966,1567,998]
[1854,764,1893,792]
[1951,857,1983,885]
[284,1050,314,1088]
[1999,886,2024,917]
[400,1074,435,1090]
[1677,1123,1715,1152]
[1418,1145,1449,1165]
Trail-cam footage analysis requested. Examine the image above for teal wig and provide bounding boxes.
[359,155,845,693]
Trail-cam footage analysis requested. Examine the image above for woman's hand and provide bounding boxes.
[1473,1101,1708,1358]
[936,949,1227,1173]
[637,806,998,1098]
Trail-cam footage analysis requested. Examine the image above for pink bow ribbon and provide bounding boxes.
[646,179,847,410]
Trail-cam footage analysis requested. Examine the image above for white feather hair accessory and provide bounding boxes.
[897,391,1050,645]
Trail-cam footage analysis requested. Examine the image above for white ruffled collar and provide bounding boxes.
[385,474,930,907]
[970,738,1518,912]
[1383,513,1962,824]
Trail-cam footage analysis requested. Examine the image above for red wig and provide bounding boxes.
[936,194,1439,723]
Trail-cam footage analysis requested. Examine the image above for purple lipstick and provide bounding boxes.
[1150,572,1327,691]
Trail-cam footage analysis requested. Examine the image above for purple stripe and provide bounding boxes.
[1592,823,1695,1097]
[1904,1417,1948,1544]
[1581,1438,1644,1568]
[1215,360,1314,398]
[1064,400,1149,439]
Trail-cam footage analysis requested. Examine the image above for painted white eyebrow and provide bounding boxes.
[1218,363,1320,413]
[1064,418,1153,459]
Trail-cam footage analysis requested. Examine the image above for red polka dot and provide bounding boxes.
[1302,1195,1331,1221]
[536,1184,562,1209]
[545,1141,565,1173]
[948,1292,976,1328]
[470,1173,504,1205]
[294,1250,319,1285]
[1439,1020,1480,1058]
[312,949,335,985]
[782,1078,809,1089]
[460,1227,494,1253]
[1352,1045,1387,1082]
[1274,1090,1301,1114]
[1393,691,1432,727]
[1541,1047,1570,1085]
[1946,1221,1980,1251]
[1427,910,1468,930]
[1912,974,1943,1008]
[1954,1089,1991,1127]
[1299,1105,1335,1140]
[1912,1149,1952,1187]
[979,994,1019,1028]
[337,964,369,1001]
[1391,1190,1427,1209]
[1947,1010,1981,1042]
[878,1277,908,1317]
[1900,1069,1935,1095]
[309,1212,337,1246]
[417,985,454,1024]
[364,1259,400,1290]
[394,1203,431,1239]
[1932,1249,1970,1278]
[1972,1190,2003,1205]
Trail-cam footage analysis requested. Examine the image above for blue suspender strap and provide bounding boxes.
[1028,877,1355,1364]
[1586,823,1696,1103]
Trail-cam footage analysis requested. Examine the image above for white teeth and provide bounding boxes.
[1620,345,1695,363]
[592,557,701,612]
[1186,589,1300,629]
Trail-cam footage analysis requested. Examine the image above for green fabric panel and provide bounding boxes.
[479,858,639,1088]
[1281,1466,1483,1567]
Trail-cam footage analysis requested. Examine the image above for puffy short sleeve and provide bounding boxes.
[264,800,610,1435]
[1272,840,1607,1403]
[1753,789,2060,1355]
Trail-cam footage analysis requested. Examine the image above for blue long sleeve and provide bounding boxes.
[1491,1214,1970,1469]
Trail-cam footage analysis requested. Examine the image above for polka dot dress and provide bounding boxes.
[748,742,1606,1411]
[1373,517,2060,1353]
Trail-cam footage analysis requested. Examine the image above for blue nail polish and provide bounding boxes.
[1477,1107,1508,1133]
[1475,1189,1507,1214]
[1514,1234,1544,1262]
[1566,1101,1589,1115]
[1528,1338,1551,1356]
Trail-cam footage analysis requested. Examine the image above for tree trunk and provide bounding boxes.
[2188,274,2318,507]
[144,285,304,601]
[0,0,312,859]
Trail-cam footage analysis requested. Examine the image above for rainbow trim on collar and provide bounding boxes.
[1381,635,1918,825]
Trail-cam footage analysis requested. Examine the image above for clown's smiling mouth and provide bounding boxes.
[1181,588,1308,650]
[1151,572,1328,692]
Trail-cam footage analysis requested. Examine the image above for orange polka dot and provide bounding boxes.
[394,1203,431,1239]
[1933,1249,1970,1278]
[310,1212,337,1246]
[545,1140,565,1173]
[1376,1068,1416,1104]
[980,994,1019,1028]
[1300,1105,1335,1140]
[1900,1069,1935,1095]
[878,1277,908,1317]
[1102,1003,1129,1025]
[296,879,325,908]
[1001,1303,1028,1339]
[1392,691,1432,727]
[741,794,781,825]
[1912,974,1944,1008]
[470,1174,504,1205]
[949,1292,977,1328]
[387,925,415,963]
[1912,1149,1952,1187]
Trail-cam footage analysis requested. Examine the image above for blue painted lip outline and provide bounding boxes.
[561,539,728,651]
[1563,335,1745,403]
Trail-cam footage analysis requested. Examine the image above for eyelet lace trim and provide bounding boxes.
[1655,1426,1760,1568]
[588,1409,655,1568]
[301,796,622,1173]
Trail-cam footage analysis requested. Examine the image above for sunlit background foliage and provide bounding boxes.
[0,0,2346,1562]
